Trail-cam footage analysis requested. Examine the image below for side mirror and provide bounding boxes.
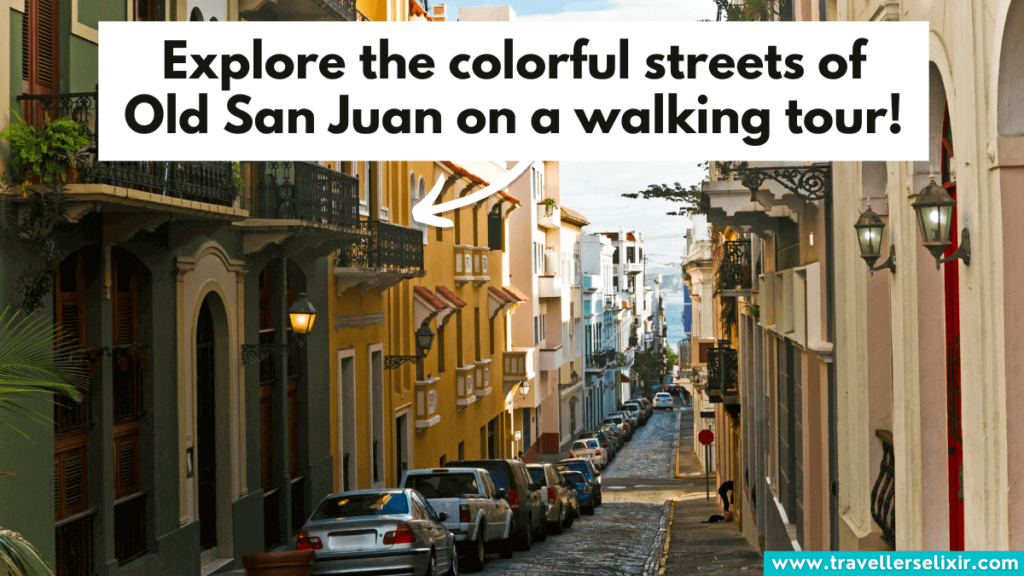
[438,512,449,522]
[497,488,508,500]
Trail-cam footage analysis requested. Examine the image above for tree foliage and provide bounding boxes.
[715,0,783,21]
[620,162,707,217]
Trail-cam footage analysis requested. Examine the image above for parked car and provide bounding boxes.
[298,489,458,576]
[654,392,675,409]
[561,470,594,515]
[600,424,625,452]
[526,464,574,534]
[562,474,580,520]
[577,430,615,459]
[621,402,646,425]
[638,398,654,418]
[603,415,631,439]
[569,438,607,469]
[556,459,603,507]
[400,467,514,569]
[609,411,637,436]
[447,459,547,551]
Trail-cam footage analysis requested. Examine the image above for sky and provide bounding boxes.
[440,0,718,264]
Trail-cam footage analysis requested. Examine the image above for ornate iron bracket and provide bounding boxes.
[719,162,833,201]
[384,354,425,370]
[241,340,303,366]
[867,244,897,275]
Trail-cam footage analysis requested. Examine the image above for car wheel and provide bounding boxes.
[533,516,548,542]
[449,546,460,576]
[425,551,437,576]
[464,531,485,572]
[549,507,564,535]
[516,516,533,551]
[564,508,575,528]
[497,536,515,559]
[583,502,595,515]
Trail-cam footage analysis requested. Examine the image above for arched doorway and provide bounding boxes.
[196,298,218,550]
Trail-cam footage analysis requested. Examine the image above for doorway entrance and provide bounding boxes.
[395,413,409,483]
[196,299,217,550]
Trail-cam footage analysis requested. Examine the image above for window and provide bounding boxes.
[437,324,446,373]
[627,247,635,264]
[531,168,537,200]
[534,317,539,345]
[613,276,619,291]
[533,243,538,273]
[541,314,547,341]
[488,206,503,251]
[612,247,619,264]
[133,0,156,20]
[489,316,495,355]
[456,311,464,366]
[474,308,481,361]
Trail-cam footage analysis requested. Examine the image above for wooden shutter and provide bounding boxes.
[112,256,139,346]
[133,0,155,21]
[113,421,141,499]
[487,211,503,251]
[22,0,60,124]
[54,433,89,520]
[260,384,274,490]
[54,254,86,349]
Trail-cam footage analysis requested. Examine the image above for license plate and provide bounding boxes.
[328,531,378,550]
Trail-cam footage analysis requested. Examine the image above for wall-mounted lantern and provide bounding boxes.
[853,201,896,275]
[241,292,318,365]
[384,323,436,370]
[912,178,970,269]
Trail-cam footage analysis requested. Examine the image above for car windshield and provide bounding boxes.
[557,461,592,480]
[527,468,547,485]
[450,461,509,491]
[404,473,479,499]
[310,493,408,521]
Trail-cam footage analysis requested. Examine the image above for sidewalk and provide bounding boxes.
[662,496,764,575]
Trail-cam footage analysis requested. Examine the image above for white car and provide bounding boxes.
[654,392,675,409]
[569,439,607,469]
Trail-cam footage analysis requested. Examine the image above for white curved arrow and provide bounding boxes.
[412,160,539,229]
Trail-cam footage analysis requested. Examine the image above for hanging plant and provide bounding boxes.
[0,111,91,184]
[543,197,556,216]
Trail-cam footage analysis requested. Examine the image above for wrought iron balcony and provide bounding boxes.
[239,0,362,22]
[335,220,425,271]
[719,240,752,292]
[871,430,896,549]
[244,161,359,228]
[16,91,237,207]
[707,344,738,404]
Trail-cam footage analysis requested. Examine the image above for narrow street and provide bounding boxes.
[470,396,764,576]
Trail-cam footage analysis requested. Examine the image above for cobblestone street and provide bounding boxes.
[602,410,680,480]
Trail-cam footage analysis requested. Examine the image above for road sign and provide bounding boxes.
[698,429,715,445]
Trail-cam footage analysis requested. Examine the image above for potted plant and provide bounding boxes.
[136,343,151,370]
[0,112,92,185]
[542,197,556,216]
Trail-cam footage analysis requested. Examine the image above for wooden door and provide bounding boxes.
[941,105,965,551]
[196,301,217,550]
[21,0,60,124]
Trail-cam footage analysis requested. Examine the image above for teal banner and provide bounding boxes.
[766,552,1022,574]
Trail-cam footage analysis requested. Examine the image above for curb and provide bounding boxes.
[658,499,675,576]
[644,501,672,576]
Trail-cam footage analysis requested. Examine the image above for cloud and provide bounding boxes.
[518,0,717,22]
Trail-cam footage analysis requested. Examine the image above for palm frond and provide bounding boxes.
[0,307,88,437]
[0,527,54,576]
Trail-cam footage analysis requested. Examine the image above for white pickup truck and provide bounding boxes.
[400,467,514,570]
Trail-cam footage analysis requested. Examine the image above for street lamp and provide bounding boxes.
[288,292,317,335]
[912,177,970,269]
[852,201,896,275]
[519,380,531,397]
[384,323,436,370]
[241,293,318,365]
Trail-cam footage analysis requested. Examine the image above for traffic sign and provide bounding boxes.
[698,429,715,445]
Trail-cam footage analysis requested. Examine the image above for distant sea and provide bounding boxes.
[662,291,690,350]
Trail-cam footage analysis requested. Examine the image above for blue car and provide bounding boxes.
[561,470,594,515]
[555,459,602,507]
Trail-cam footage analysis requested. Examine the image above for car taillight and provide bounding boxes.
[460,504,471,523]
[547,487,556,503]
[295,531,323,551]
[583,485,591,494]
[595,449,602,456]
[570,452,575,458]
[383,524,416,545]
[508,488,520,511]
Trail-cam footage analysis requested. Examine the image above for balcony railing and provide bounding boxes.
[324,0,358,20]
[17,91,237,207]
[114,493,147,564]
[56,510,96,576]
[244,161,360,227]
[871,430,896,549]
[706,344,738,403]
[720,240,752,291]
[335,221,425,271]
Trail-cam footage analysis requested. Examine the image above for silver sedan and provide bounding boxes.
[298,489,459,576]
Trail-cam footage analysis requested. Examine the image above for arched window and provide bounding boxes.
[189,7,203,20]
